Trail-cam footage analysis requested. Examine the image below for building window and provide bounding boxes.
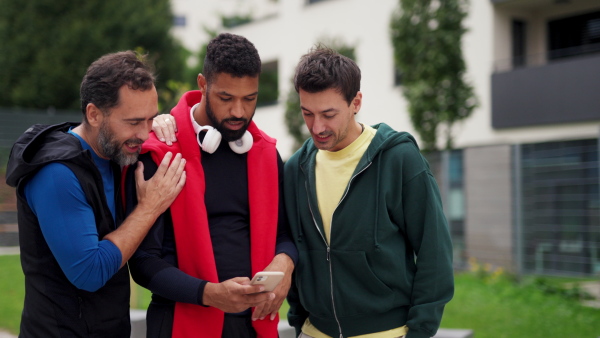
[425,150,466,269]
[447,150,466,268]
[394,67,403,86]
[257,61,279,107]
[548,10,600,60]
[520,139,600,276]
[221,14,253,28]
[512,19,526,68]
[173,15,186,27]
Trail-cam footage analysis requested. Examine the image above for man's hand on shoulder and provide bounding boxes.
[135,151,186,219]
[152,114,178,146]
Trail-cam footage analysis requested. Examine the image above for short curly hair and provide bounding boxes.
[203,33,261,83]
[294,46,361,105]
[80,51,155,120]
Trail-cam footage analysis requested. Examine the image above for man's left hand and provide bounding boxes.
[252,253,294,321]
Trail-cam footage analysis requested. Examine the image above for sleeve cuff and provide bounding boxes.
[197,280,209,306]
[275,242,299,266]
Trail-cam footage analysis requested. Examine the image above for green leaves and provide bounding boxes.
[0,0,186,112]
[390,0,476,151]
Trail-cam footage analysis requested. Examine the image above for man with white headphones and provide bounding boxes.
[124,33,297,338]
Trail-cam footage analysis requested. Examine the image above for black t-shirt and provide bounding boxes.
[202,139,252,282]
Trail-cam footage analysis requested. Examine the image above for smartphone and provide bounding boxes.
[250,271,284,292]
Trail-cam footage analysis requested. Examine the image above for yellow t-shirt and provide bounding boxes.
[302,318,408,338]
[315,124,376,244]
[310,125,407,337]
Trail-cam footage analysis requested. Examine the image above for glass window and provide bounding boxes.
[173,15,186,27]
[520,139,599,276]
[548,10,600,60]
[257,61,279,107]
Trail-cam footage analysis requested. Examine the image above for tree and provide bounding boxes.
[390,0,477,151]
[284,39,356,152]
[0,0,187,112]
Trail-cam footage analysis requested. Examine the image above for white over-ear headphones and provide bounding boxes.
[189,103,253,154]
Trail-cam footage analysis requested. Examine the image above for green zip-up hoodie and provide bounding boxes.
[284,123,453,338]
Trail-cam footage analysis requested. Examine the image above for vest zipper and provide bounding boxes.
[78,296,83,318]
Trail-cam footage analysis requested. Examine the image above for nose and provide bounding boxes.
[138,120,152,142]
[312,116,327,135]
[230,99,244,118]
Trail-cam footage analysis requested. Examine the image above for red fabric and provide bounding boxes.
[141,91,280,338]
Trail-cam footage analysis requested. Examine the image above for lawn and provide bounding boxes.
[441,273,600,337]
[1,254,599,337]
[0,255,23,334]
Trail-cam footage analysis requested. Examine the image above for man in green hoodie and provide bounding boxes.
[284,47,454,338]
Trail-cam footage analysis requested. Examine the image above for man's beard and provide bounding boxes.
[205,94,253,142]
[98,121,143,166]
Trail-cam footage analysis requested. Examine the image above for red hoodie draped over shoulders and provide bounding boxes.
[141,91,280,338]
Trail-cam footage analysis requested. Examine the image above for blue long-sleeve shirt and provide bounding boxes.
[24,131,122,292]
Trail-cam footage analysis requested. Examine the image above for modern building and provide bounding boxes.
[170,0,600,277]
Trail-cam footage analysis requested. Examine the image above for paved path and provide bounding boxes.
[0,330,16,338]
[0,246,19,255]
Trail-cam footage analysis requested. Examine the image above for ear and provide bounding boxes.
[352,91,363,114]
[197,74,207,94]
[86,103,104,128]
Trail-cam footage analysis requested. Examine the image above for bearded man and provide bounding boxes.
[5,51,186,337]
[125,33,297,338]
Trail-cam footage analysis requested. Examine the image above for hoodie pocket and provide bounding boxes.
[330,249,397,317]
[297,249,397,318]
[296,250,334,317]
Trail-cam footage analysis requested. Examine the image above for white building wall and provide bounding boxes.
[170,0,600,159]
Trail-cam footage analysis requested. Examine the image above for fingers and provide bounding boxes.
[231,276,252,285]
[151,114,177,145]
[153,152,174,178]
[167,115,178,133]
[246,291,275,308]
[163,153,186,185]
[175,167,187,191]
[164,116,177,145]
[134,161,144,183]
[251,294,279,321]
[205,280,275,313]
[253,303,268,321]
[151,118,166,144]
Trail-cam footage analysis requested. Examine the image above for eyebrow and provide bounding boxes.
[123,112,159,122]
[300,106,337,114]
[217,91,259,97]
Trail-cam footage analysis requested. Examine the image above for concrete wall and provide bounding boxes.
[464,145,515,270]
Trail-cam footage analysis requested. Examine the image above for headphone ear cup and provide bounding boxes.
[228,131,253,154]
[199,128,222,154]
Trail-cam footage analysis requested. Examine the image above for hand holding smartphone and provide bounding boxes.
[250,271,284,292]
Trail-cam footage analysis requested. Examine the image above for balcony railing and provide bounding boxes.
[494,44,600,73]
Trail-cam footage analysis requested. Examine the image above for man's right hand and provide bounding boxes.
[135,151,186,218]
[203,277,276,313]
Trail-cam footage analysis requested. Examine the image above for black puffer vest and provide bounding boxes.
[6,123,130,337]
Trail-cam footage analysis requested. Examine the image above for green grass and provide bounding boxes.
[441,273,600,338]
[2,254,599,337]
[0,255,172,335]
[0,255,24,334]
